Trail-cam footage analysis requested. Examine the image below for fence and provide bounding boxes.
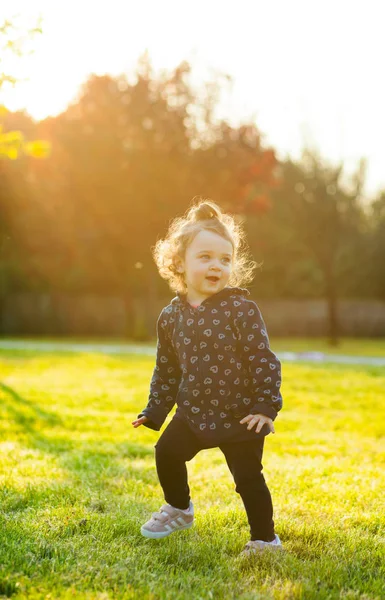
[1,293,385,338]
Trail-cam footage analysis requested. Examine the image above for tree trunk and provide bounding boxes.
[0,231,8,336]
[324,264,339,346]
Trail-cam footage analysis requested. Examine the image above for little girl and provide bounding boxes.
[132,199,283,555]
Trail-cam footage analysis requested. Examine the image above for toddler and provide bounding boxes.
[132,199,283,555]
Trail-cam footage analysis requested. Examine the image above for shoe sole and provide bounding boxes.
[141,520,194,539]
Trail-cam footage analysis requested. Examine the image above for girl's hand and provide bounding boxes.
[240,413,275,434]
[132,416,149,428]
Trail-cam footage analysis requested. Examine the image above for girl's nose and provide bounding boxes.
[210,262,221,271]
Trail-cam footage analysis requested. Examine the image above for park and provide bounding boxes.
[1,3,384,599]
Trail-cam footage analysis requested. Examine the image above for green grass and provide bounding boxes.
[272,337,385,357]
[0,347,384,599]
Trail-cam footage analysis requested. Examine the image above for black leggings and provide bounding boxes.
[154,416,275,542]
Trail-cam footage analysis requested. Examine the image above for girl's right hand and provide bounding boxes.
[132,416,149,428]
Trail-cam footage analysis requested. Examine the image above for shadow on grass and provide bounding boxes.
[0,382,63,428]
[0,382,155,506]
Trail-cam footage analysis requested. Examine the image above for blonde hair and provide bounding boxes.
[152,198,258,294]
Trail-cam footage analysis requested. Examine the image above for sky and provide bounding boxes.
[1,0,384,199]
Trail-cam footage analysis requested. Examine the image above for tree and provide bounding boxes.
[270,149,367,345]
[29,62,195,296]
[0,18,49,159]
[369,192,385,299]
[0,17,50,334]
[190,120,280,217]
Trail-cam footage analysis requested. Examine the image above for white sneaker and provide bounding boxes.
[241,534,283,555]
[141,501,194,539]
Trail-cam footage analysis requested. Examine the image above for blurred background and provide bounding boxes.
[1,0,384,345]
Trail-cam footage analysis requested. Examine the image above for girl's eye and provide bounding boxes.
[222,258,231,264]
[200,255,210,259]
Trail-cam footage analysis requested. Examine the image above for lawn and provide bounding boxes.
[272,337,385,358]
[0,347,384,599]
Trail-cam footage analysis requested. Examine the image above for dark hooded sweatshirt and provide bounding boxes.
[138,287,283,443]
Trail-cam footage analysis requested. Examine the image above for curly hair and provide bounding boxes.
[152,198,258,294]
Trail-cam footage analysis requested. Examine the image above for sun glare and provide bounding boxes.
[1,0,385,196]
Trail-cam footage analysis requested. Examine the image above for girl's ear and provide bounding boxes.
[175,259,184,274]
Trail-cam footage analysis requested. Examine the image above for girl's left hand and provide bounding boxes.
[240,413,275,434]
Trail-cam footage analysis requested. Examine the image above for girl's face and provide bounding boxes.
[177,229,233,303]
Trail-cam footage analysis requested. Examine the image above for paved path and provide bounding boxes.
[1,339,385,366]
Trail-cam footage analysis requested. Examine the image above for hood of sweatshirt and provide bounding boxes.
[171,286,250,309]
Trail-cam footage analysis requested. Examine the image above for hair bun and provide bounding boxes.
[189,199,222,222]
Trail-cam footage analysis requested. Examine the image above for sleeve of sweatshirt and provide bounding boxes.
[238,299,283,421]
[137,309,182,431]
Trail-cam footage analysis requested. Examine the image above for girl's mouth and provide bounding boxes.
[206,276,220,283]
